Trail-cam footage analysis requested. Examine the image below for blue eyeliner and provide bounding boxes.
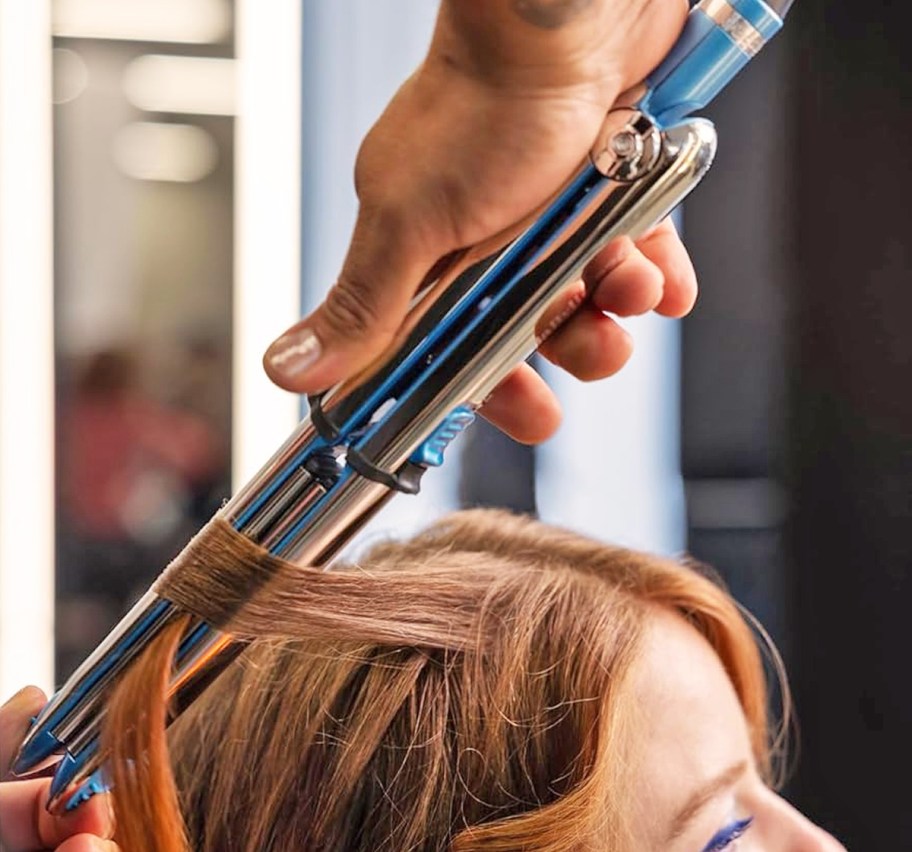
[701,816,754,851]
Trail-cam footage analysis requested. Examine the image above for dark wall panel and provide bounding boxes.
[681,20,797,691]
[788,1,912,847]
[685,2,911,847]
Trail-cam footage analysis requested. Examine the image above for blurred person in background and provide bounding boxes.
[55,346,223,676]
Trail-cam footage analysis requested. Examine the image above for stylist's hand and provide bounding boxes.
[0,687,119,852]
[264,0,696,443]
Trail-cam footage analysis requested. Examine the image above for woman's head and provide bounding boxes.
[104,509,840,850]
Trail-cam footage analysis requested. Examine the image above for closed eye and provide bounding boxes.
[667,759,749,842]
[701,816,754,851]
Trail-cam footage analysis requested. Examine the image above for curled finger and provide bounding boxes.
[633,217,697,317]
[538,302,633,382]
[584,236,665,318]
[480,363,562,444]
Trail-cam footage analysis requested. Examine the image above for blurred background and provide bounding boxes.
[0,1,909,848]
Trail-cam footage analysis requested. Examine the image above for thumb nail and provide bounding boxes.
[265,327,322,380]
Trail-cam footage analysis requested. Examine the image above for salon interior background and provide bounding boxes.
[0,1,908,849]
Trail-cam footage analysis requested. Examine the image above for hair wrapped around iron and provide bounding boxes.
[101,509,788,852]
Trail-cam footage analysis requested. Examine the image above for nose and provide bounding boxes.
[760,791,847,851]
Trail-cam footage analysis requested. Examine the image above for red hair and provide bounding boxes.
[101,509,787,851]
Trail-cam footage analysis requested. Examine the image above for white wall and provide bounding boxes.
[0,0,56,699]
[233,0,303,487]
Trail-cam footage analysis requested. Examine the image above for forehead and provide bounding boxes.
[624,609,753,845]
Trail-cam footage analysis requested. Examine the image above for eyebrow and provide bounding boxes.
[665,759,750,843]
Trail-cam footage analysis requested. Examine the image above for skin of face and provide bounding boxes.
[625,608,846,851]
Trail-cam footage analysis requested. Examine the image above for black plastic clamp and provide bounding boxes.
[307,393,341,442]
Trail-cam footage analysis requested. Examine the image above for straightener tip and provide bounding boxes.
[11,728,62,776]
[48,752,82,802]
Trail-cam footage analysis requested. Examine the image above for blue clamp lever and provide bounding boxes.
[409,406,476,468]
[63,768,109,813]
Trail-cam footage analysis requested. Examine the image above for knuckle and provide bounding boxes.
[322,275,381,339]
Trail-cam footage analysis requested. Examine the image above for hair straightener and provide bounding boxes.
[12,0,795,812]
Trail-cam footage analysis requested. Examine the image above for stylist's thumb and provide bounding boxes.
[263,208,439,395]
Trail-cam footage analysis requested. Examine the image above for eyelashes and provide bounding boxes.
[700,816,754,851]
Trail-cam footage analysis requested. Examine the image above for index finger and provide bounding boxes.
[1,686,46,777]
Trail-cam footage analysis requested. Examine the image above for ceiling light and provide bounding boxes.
[53,0,231,44]
[123,55,235,116]
[112,121,219,182]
